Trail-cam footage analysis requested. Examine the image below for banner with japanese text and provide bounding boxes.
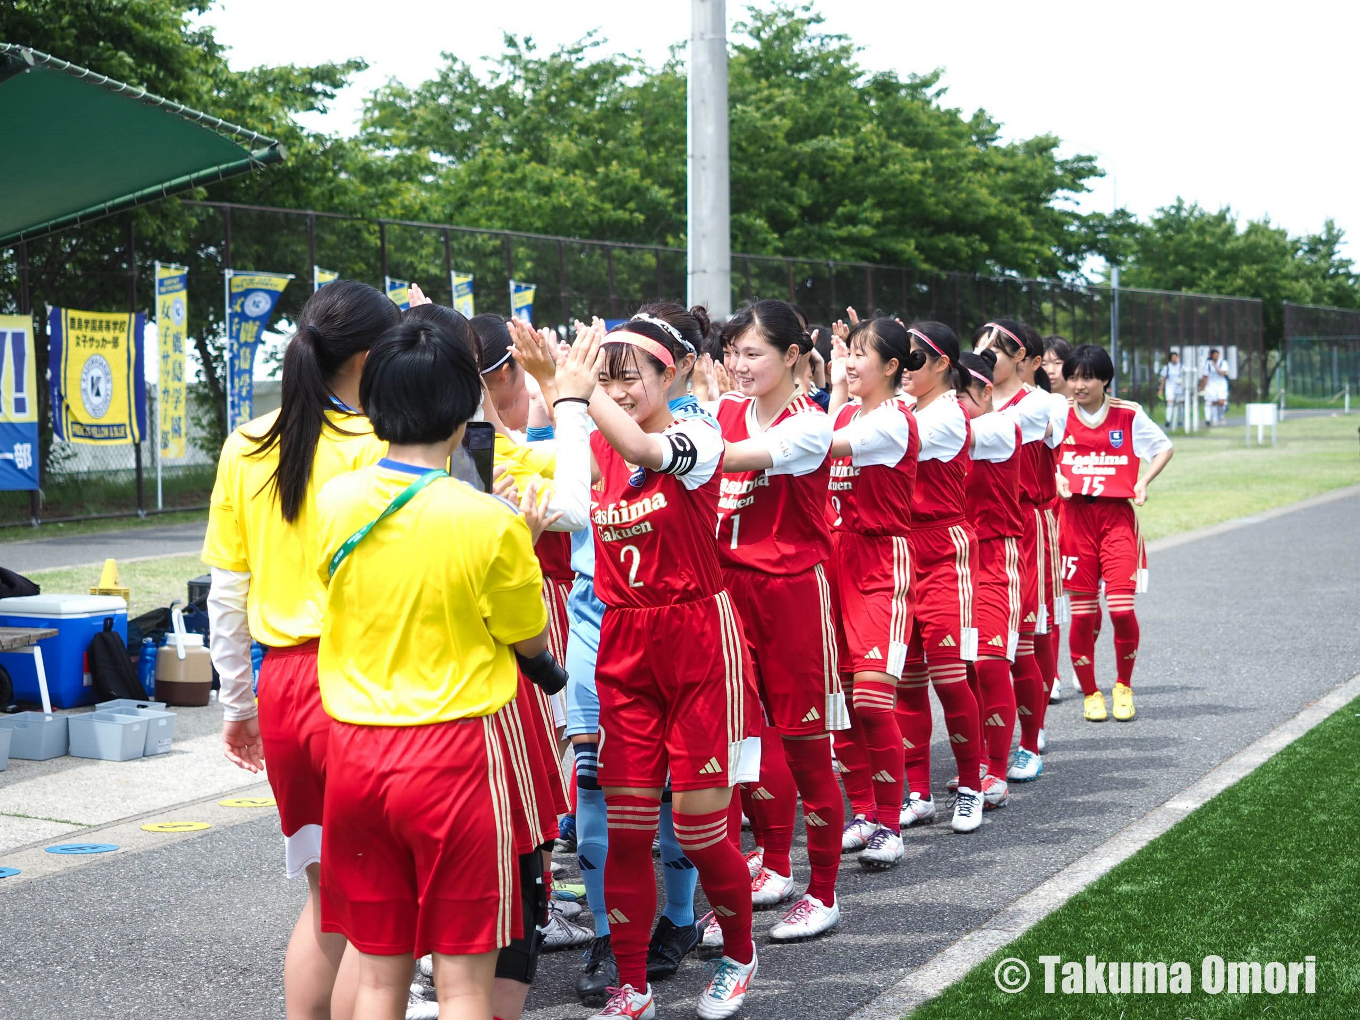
[0,314,39,489]
[510,280,535,323]
[452,271,474,318]
[155,262,188,458]
[48,307,147,444]
[225,270,292,431]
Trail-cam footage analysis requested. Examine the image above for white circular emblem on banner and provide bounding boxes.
[171,297,186,325]
[243,290,273,317]
[80,354,114,419]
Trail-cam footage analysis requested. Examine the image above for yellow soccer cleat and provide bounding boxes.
[1083,691,1108,722]
[1112,684,1135,722]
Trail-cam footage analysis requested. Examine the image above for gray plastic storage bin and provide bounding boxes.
[0,712,69,760]
[0,726,10,770]
[101,705,176,755]
[68,711,146,762]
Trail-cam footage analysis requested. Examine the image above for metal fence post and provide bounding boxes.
[606,245,619,319]
[307,212,316,282]
[504,235,514,313]
[443,228,453,305]
[379,220,389,284]
[561,241,572,325]
[128,217,145,517]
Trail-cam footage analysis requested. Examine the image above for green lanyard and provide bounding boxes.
[327,469,447,579]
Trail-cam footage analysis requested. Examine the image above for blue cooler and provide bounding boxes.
[0,594,128,709]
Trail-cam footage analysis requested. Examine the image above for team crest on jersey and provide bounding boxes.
[1108,429,1125,449]
[628,465,647,488]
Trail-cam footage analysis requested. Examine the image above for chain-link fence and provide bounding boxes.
[1281,302,1360,409]
[1,200,1270,526]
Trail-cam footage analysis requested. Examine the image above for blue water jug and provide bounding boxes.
[251,642,265,695]
[139,638,159,697]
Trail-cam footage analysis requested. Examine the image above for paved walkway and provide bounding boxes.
[0,523,208,573]
[1,492,1357,1020]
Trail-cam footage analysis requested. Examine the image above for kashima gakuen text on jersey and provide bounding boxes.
[593,492,668,542]
[718,473,771,513]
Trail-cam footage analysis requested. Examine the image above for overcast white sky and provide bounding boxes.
[199,0,1358,259]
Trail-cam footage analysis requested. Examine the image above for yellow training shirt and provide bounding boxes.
[314,460,548,726]
[202,409,385,647]
[495,433,558,495]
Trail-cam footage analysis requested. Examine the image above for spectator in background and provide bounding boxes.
[1158,349,1184,431]
[1042,335,1072,397]
[1200,348,1230,427]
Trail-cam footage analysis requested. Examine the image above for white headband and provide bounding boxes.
[631,312,695,355]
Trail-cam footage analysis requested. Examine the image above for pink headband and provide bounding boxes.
[908,327,946,359]
[603,330,674,368]
[966,367,991,387]
[984,321,1023,348]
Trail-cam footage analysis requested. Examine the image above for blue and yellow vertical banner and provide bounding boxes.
[0,314,39,489]
[510,280,535,323]
[385,276,411,311]
[225,270,292,431]
[313,266,339,292]
[47,308,147,445]
[155,262,188,460]
[452,271,475,318]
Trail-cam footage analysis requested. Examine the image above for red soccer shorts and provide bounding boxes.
[321,713,519,958]
[542,577,572,664]
[1015,508,1043,634]
[496,676,565,854]
[724,563,849,736]
[906,523,979,662]
[1060,497,1143,595]
[256,642,325,850]
[596,591,756,791]
[828,530,914,678]
[973,536,1022,661]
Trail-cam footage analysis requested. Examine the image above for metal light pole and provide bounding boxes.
[1109,264,1120,396]
[687,0,731,318]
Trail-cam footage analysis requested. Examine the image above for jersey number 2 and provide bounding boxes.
[620,545,645,588]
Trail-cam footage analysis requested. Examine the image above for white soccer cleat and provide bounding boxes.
[588,982,656,1020]
[538,907,593,950]
[980,774,1010,810]
[952,787,984,832]
[1037,728,1047,753]
[416,955,433,979]
[858,827,905,869]
[743,846,765,879]
[750,866,796,907]
[697,948,758,1020]
[405,998,439,1020]
[552,896,583,921]
[841,814,876,853]
[768,894,841,942]
[899,792,937,827]
[701,914,724,949]
[1007,748,1043,782]
[1050,676,1063,703]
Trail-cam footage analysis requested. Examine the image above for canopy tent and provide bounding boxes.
[0,44,284,247]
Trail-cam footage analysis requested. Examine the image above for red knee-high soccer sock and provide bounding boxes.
[851,677,904,833]
[745,722,795,876]
[1033,624,1057,731]
[1012,637,1045,754]
[604,794,661,989]
[1068,593,1099,696]
[833,706,876,822]
[929,659,983,790]
[673,806,754,966]
[974,656,1016,778]
[1048,624,1063,686]
[783,736,843,905]
[1106,592,1139,688]
[896,662,932,798]
[965,662,983,705]
[726,792,744,849]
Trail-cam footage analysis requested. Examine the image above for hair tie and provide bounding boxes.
[603,330,675,368]
[983,321,1023,348]
[908,327,947,360]
[631,312,695,355]
[966,367,991,387]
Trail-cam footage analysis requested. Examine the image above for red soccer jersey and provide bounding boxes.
[999,386,1047,506]
[715,394,832,575]
[966,415,1024,541]
[825,398,919,537]
[910,393,971,529]
[1058,399,1142,499]
[534,531,574,583]
[590,426,725,609]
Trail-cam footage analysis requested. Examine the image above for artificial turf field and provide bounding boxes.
[910,694,1360,1019]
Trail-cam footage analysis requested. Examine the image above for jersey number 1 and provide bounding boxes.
[620,544,645,588]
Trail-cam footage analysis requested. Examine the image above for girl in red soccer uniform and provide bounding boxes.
[976,320,1056,783]
[823,318,920,867]
[1041,335,1075,707]
[1058,345,1173,723]
[558,318,760,1020]
[893,321,985,835]
[956,351,1025,810]
[715,299,845,939]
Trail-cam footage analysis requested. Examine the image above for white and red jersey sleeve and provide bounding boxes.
[717,395,833,574]
[589,422,726,609]
[825,398,918,537]
[910,392,971,528]
[966,413,1023,540]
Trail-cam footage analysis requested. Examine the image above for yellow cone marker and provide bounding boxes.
[141,821,211,833]
[218,797,277,808]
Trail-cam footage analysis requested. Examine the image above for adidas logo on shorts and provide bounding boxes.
[950,732,969,744]
[1025,612,1037,624]
[866,647,883,659]
[805,813,828,827]
[984,713,1005,727]
[871,770,895,783]
[699,757,723,775]
[802,707,821,723]
[1017,705,1033,717]
[713,905,737,917]
[750,787,775,801]
[607,908,630,924]
[988,635,1006,648]
[938,635,956,648]
[901,737,916,749]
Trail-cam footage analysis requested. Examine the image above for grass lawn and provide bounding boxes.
[1137,413,1360,541]
[24,552,205,619]
[910,696,1360,1019]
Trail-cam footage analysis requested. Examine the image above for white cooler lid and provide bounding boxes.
[0,593,128,616]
